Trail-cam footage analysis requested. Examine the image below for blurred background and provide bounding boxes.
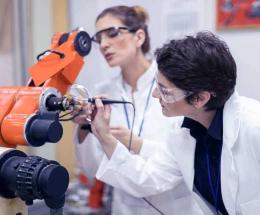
[1,0,260,214]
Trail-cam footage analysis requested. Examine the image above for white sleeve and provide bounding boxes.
[74,125,104,179]
[139,139,161,159]
[96,141,183,198]
[139,118,184,159]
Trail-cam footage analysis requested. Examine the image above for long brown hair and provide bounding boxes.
[96,5,150,54]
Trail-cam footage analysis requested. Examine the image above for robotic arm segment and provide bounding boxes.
[0,29,92,148]
[0,87,59,147]
[29,30,91,93]
[0,29,92,214]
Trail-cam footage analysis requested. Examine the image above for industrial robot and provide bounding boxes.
[0,29,92,215]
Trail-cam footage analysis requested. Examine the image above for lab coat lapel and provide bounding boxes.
[172,128,196,191]
[221,92,241,214]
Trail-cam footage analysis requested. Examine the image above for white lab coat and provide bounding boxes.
[96,92,260,215]
[74,61,203,215]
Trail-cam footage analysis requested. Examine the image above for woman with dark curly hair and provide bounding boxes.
[90,31,260,215]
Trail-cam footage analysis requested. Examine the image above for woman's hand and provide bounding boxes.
[72,101,93,124]
[72,102,94,143]
[110,126,143,153]
[91,98,118,158]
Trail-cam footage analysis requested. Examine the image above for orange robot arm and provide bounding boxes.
[0,30,92,148]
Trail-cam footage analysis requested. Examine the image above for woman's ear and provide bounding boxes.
[192,91,211,109]
[134,29,145,48]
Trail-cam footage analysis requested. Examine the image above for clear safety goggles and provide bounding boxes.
[91,26,135,44]
[155,78,193,103]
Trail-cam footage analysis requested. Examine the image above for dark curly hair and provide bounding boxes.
[155,31,237,110]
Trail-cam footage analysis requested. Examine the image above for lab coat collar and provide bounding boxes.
[173,92,241,214]
[222,91,241,149]
[221,91,241,214]
[116,60,157,93]
[136,60,157,90]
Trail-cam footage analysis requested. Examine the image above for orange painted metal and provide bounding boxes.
[1,87,42,146]
[29,31,84,93]
[88,179,105,209]
[0,30,86,147]
[79,173,105,209]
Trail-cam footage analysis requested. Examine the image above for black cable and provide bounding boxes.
[86,98,136,151]
[55,97,164,214]
[59,110,75,118]
[142,198,164,215]
[59,110,82,121]
[127,102,135,151]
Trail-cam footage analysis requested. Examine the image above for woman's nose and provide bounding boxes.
[100,36,110,49]
[152,87,160,99]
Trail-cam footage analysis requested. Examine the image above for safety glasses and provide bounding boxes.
[91,26,135,44]
[155,78,193,103]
